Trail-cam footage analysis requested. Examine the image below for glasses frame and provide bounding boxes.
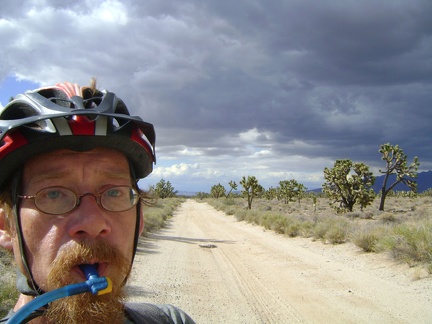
[17,185,140,215]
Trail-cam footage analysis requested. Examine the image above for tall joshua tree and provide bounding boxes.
[378,143,419,211]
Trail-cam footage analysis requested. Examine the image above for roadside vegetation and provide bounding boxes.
[0,249,17,317]
[141,197,185,234]
[200,193,432,274]
[195,142,430,273]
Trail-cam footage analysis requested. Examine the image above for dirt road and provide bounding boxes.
[127,200,432,323]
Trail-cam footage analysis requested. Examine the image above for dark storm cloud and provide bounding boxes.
[1,0,431,190]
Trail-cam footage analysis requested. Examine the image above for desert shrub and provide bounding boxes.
[411,204,430,220]
[325,219,350,244]
[225,197,236,206]
[360,212,374,220]
[143,198,185,233]
[0,250,17,317]
[260,213,280,230]
[235,209,248,222]
[297,219,315,237]
[382,222,432,266]
[378,212,399,223]
[284,218,301,237]
[311,217,349,244]
[312,220,331,241]
[345,211,362,218]
[270,214,288,234]
[244,209,261,225]
[207,198,226,212]
[225,208,236,215]
[352,226,390,252]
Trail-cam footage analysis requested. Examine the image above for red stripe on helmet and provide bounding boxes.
[0,131,29,160]
[131,126,155,162]
[68,116,96,135]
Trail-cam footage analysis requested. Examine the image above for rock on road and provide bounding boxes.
[127,200,432,323]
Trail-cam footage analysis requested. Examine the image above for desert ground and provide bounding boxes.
[127,199,432,323]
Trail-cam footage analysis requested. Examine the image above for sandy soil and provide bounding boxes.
[127,199,432,323]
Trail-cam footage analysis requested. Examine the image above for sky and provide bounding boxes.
[1,0,431,193]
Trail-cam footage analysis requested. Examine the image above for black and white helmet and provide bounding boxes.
[0,81,156,187]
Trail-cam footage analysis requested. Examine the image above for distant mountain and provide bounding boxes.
[309,170,432,194]
[372,170,432,194]
[177,190,198,197]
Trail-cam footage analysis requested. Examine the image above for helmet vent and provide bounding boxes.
[0,103,39,120]
[23,119,56,133]
[83,96,102,109]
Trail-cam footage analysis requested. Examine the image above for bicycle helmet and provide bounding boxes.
[0,80,156,188]
[0,80,156,296]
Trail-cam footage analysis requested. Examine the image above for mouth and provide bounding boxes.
[74,262,107,280]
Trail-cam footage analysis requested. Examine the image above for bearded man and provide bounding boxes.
[0,80,195,323]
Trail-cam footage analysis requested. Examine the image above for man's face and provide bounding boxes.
[16,148,142,295]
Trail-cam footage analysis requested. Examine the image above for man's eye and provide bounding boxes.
[106,188,121,197]
[45,190,62,199]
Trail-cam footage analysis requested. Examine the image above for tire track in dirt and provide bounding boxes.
[213,246,304,323]
[187,203,304,322]
[128,200,432,323]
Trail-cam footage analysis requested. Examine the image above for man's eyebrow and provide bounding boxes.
[27,171,68,185]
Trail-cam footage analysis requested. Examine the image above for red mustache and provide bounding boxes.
[47,240,130,291]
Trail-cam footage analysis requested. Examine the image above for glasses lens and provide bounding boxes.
[35,187,77,215]
[101,186,139,212]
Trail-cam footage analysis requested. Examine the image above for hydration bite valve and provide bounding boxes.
[79,264,113,295]
[7,264,112,324]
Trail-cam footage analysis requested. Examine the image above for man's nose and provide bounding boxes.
[67,194,112,239]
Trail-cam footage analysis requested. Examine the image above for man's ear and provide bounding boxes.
[0,208,13,251]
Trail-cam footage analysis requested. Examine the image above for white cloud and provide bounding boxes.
[152,163,199,178]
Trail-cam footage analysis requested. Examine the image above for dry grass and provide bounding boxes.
[203,195,432,273]
[0,250,17,318]
[141,197,186,234]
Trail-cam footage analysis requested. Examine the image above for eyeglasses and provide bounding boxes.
[17,186,140,215]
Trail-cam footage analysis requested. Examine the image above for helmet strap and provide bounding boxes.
[11,170,43,296]
[129,160,141,264]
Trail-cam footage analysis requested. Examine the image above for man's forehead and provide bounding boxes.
[23,148,131,180]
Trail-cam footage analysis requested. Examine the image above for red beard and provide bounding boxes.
[42,240,131,324]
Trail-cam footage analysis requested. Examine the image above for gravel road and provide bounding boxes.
[127,199,432,323]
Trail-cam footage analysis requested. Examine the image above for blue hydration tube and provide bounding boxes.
[7,264,112,324]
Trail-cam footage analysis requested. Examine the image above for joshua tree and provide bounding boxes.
[323,159,375,212]
[240,175,263,209]
[378,143,419,211]
[210,183,226,199]
[226,180,238,198]
[278,179,307,204]
[153,179,177,199]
